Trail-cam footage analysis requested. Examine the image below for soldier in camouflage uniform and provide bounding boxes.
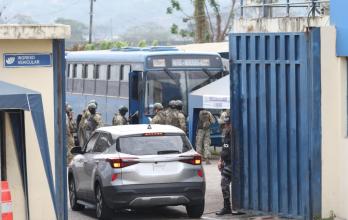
[78,100,98,147]
[175,100,186,132]
[219,109,230,142]
[165,100,181,128]
[85,102,104,140]
[112,106,128,125]
[195,109,215,164]
[151,103,166,125]
[216,116,233,215]
[66,104,75,165]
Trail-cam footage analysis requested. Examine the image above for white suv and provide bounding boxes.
[68,124,205,220]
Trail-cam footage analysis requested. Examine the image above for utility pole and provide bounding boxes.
[89,0,96,43]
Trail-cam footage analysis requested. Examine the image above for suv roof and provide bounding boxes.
[96,124,185,138]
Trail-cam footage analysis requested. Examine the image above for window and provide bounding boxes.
[84,133,99,153]
[66,64,71,78]
[98,65,107,80]
[94,64,100,79]
[72,64,77,78]
[107,65,111,80]
[93,133,112,153]
[76,64,83,78]
[118,135,192,155]
[86,64,94,79]
[109,65,120,81]
[121,65,131,81]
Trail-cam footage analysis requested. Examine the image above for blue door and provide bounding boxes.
[229,29,321,219]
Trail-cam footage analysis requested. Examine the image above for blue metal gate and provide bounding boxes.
[229,29,321,219]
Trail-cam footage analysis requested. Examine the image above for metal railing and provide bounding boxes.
[239,0,330,18]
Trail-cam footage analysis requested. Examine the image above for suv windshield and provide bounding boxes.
[117,135,192,155]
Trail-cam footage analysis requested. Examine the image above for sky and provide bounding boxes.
[1,0,234,35]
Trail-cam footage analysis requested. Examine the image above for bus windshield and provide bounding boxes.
[144,70,223,115]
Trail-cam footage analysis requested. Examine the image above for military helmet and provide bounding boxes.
[65,104,73,113]
[153,102,163,111]
[118,105,128,113]
[87,102,97,110]
[168,100,177,109]
[175,100,183,110]
[88,99,98,108]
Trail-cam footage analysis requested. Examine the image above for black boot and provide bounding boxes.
[215,199,232,215]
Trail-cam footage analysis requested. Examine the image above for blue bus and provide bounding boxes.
[65,47,227,126]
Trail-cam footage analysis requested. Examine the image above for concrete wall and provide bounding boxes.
[321,27,348,219]
[0,39,56,219]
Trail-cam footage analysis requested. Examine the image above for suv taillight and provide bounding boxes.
[180,155,202,165]
[107,158,139,168]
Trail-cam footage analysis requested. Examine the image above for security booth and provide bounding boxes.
[188,75,230,147]
[0,25,70,220]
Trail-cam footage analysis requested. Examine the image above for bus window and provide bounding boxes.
[95,64,107,95]
[107,65,111,80]
[87,64,94,79]
[66,64,70,78]
[98,65,107,80]
[109,65,120,81]
[76,64,83,78]
[121,65,131,81]
[72,64,77,78]
[94,64,100,79]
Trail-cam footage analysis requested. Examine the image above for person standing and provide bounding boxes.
[112,106,129,125]
[216,116,233,215]
[219,109,230,142]
[175,100,187,132]
[85,102,103,140]
[151,103,166,125]
[78,100,98,147]
[66,104,75,165]
[165,100,180,128]
[195,109,215,164]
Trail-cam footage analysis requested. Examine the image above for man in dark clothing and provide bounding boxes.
[216,116,233,215]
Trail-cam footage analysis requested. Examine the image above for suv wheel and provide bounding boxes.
[95,184,113,220]
[186,199,205,218]
[69,177,85,211]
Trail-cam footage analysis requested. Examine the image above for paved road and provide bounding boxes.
[68,160,245,220]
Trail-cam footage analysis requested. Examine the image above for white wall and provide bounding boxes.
[321,27,348,219]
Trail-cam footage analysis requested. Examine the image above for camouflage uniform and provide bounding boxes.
[66,112,75,165]
[219,109,230,141]
[78,109,90,147]
[112,113,128,125]
[195,110,215,162]
[177,112,186,132]
[165,108,180,128]
[85,113,103,140]
[151,110,167,124]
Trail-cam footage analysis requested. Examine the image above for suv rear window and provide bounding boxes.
[118,135,192,155]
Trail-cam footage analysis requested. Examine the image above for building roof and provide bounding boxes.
[0,24,70,39]
[97,124,185,138]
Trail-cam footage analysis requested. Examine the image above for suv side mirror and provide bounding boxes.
[71,146,83,155]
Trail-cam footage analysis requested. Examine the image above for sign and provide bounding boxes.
[172,58,210,67]
[4,53,52,67]
[203,95,230,109]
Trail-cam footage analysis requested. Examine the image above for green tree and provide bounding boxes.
[167,0,236,42]
[138,40,147,48]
